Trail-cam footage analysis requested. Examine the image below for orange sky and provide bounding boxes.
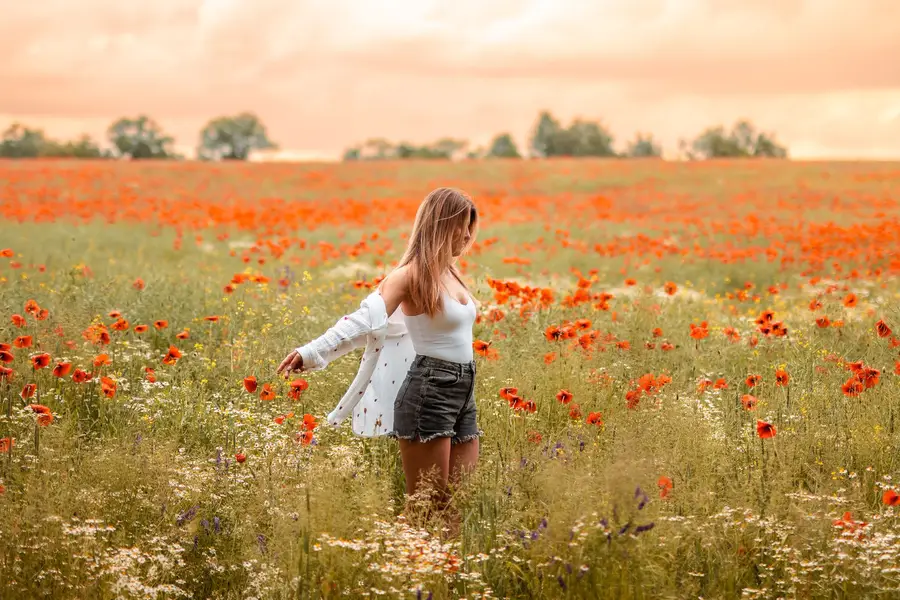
[2,0,899,159]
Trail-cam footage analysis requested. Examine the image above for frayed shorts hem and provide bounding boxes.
[387,429,483,445]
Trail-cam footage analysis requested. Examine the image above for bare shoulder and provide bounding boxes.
[377,265,411,316]
[378,265,411,293]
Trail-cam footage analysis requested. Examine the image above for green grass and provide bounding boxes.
[2,159,900,599]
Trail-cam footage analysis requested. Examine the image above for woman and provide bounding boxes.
[276,187,480,534]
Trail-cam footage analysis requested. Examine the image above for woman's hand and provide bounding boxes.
[276,350,304,379]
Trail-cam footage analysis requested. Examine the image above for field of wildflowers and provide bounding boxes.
[2,158,900,599]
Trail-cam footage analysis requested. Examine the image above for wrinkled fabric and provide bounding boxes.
[295,291,416,437]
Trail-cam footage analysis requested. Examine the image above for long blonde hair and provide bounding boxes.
[393,187,478,318]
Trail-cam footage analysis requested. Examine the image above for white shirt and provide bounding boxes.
[296,291,417,437]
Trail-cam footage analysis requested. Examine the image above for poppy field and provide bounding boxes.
[2,158,900,599]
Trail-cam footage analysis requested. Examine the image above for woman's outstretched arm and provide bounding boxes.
[275,266,409,378]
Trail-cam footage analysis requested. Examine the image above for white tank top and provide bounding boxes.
[403,290,476,363]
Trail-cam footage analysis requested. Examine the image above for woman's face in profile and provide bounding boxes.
[452,219,474,258]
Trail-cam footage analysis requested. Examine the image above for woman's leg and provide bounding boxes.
[449,437,479,485]
[444,438,479,537]
[398,437,451,523]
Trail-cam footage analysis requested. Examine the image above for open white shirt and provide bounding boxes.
[296,291,417,437]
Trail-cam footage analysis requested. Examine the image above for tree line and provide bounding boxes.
[0,113,276,160]
[0,109,787,161]
[344,111,788,160]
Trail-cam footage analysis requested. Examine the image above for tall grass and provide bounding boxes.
[2,160,900,598]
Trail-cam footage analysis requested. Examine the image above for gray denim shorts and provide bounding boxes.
[388,354,481,445]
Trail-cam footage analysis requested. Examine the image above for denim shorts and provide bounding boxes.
[389,354,481,445]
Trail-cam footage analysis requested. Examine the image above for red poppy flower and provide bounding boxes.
[11,314,26,327]
[235,453,246,463]
[586,412,604,426]
[162,345,182,365]
[288,378,309,400]
[876,319,892,338]
[28,404,53,426]
[883,490,900,506]
[72,369,92,383]
[94,354,111,367]
[259,383,275,401]
[775,370,789,386]
[842,377,864,397]
[756,419,776,439]
[154,320,169,330]
[243,376,258,393]
[32,353,51,369]
[302,413,317,431]
[741,394,758,410]
[100,376,117,398]
[133,324,149,334]
[689,322,709,340]
[52,362,72,378]
[499,387,518,401]
[658,476,674,498]
[556,389,573,404]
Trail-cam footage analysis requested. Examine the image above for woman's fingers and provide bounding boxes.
[276,351,297,375]
[280,354,305,379]
[284,354,303,379]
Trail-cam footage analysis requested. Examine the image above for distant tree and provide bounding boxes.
[466,145,486,160]
[565,119,616,157]
[360,138,395,160]
[0,125,107,158]
[56,134,106,158]
[529,111,617,157]
[626,133,663,158]
[688,120,787,159]
[345,137,468,160]
[107,116,176,159]
[198,112,277,161]
[342,146,361,161]
[431,138,468,159]
[487,133,521,158]
[0,124,49,157]
[395,142,451,159]
[529,110,562,157]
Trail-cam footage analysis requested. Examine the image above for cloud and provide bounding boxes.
[1,0,898,158]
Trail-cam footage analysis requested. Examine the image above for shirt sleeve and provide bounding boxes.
[295,297,380,371]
